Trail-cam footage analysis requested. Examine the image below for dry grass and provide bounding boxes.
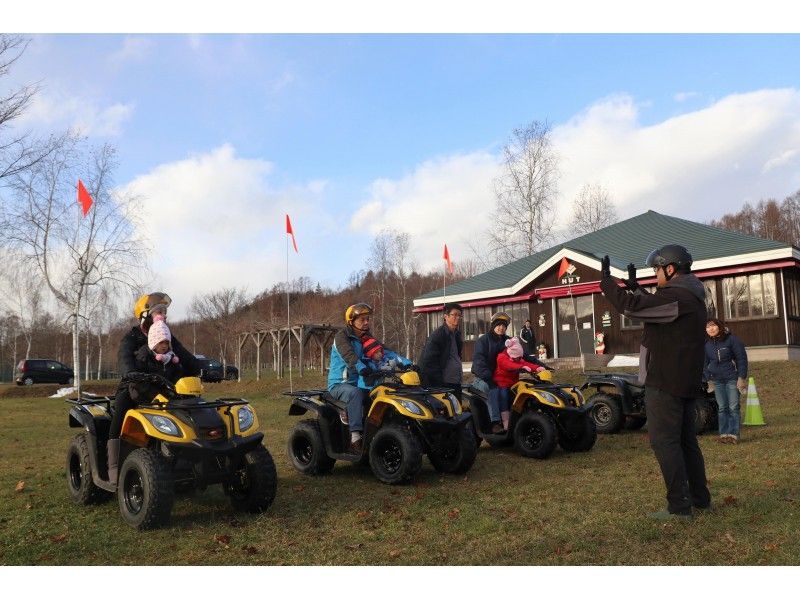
[1,362,798,565]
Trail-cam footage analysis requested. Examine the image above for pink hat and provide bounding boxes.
[505,337,524,359]
[148,320,172,351]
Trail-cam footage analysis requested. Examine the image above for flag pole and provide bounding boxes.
[286,225,293,393]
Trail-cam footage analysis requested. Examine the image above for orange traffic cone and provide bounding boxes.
[742,376,765,426]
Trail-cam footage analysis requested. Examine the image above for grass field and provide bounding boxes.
[1,361,798,566]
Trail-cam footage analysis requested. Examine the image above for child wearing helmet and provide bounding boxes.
[494,337,545,431]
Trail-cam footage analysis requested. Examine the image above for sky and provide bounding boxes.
[4,6,800,319]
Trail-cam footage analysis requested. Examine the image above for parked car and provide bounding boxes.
[225,365,239,381]
[16,359,75,386]
[194,355,224,383]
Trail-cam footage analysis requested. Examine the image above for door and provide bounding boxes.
[556,295,595,357]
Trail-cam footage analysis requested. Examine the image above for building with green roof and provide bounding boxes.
[414,210,800,361]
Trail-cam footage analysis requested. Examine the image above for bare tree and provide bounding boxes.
[0,35,63,185]
[568,183,618,235]
[1,136,149,393]
[190,287,249,365]
[488,120,560,262]
[367,231,392,341]
[0,254,45,359]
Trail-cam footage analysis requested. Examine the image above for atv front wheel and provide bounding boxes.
[287,419,335,475]
[513,411,557,459]
[66,434,112,505]
[228,445,277,513]
[557,415,597,452]
[587,393,624,434]
[369,425,423,484]
[118,447,174,530]
[428,425,477,474]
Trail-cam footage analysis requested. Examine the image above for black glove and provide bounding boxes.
[624,262,640,291]
[600,255,611,279]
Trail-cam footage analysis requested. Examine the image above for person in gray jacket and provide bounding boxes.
[600,245,711,520]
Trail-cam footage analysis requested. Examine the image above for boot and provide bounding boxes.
[107,438,120,486]
[501,411,510,431]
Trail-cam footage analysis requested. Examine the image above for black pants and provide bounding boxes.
[109,387,136,439]
[645,387,711,514]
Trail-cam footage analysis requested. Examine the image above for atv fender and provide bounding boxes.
[582,378,638,415]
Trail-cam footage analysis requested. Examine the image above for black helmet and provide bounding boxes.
[646,245,693,271]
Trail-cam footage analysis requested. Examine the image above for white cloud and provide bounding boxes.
[350,88,800,273]
[108,36,154,65]
[674,91,700,103]
[350,152,501,273]
[18,89,134,137]
[117,144,335,319]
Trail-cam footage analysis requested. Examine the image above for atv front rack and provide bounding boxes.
[283,389,328,398]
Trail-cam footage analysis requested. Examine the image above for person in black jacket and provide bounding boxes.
[600,245,711,520]
[106,292,199,485]
[519,319,535,357]
[419,303,464,397]
[470,311,511,434]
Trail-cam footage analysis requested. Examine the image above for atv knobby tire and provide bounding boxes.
[369,424,423,484]
[513,411,557,459]
[557,415,597,452]
[66,434,112,505]
[588,392,624,434]
[428,424,477,475]
[228,444,278,513]
[118,447,175,530]
[287,419,336,475]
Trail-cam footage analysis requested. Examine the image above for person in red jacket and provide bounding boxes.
[493,337,545,432]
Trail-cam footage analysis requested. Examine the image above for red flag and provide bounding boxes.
[557,257,570,278]
[286,214,298,253]
[443,243,453,274]
[77,179,94,217]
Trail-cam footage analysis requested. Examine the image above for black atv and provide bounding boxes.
[462,370,597,459]
[65,372,277,529]
[582,371,718,434]
[285,365,476,484]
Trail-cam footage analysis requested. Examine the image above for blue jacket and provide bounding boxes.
[327,326,409,390]
[703,333,748,382]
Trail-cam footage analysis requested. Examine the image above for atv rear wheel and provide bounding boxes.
[228,445,277,513]
[66,434,112,505]
[513,411,557,459]
[587,393,624,434]
[557,415,597,452]
[287,419,335,475]
[118,447,174,530]
[369,424,423,484]
[428,425,477,474]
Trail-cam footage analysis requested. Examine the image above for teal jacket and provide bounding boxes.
[327,326,409,390]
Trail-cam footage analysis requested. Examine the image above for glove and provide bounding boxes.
[624,263,640,291]
[521,366,532,372]
[737,378,748,393]
[600,255,611,279]
[706,380,715,393]
[379,361,394,372]
[534,366,545,374]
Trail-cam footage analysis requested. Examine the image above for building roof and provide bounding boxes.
[415,210,797,306]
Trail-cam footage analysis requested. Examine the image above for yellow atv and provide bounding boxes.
[462,370,597,459]
[286,365,476,484]
[65,372,277,529]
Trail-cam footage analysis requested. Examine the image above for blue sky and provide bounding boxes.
[4,21,800,318]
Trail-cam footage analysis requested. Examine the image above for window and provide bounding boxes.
[786,273,800,318]
[723,273,778,320]
[704,280,717,318]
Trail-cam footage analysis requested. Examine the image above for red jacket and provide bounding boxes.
[493,351,543,388]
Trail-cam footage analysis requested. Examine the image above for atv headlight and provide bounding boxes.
[237,405,254,432]
[144,414,182,437]
[399,400,424,415]
[539,392,561,406]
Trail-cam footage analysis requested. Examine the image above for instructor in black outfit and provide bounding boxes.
[599,245,711,520]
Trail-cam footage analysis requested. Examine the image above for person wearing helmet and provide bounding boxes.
[106,292,200,485]
[599,246,711,519]
[327,302,411,453]
[470,311,512,434]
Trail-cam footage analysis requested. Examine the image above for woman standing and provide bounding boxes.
[703,318,748,444]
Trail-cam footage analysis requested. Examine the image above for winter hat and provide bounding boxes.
[148,319,179,364]
[505,337,524,359]
[361,335,383,360]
